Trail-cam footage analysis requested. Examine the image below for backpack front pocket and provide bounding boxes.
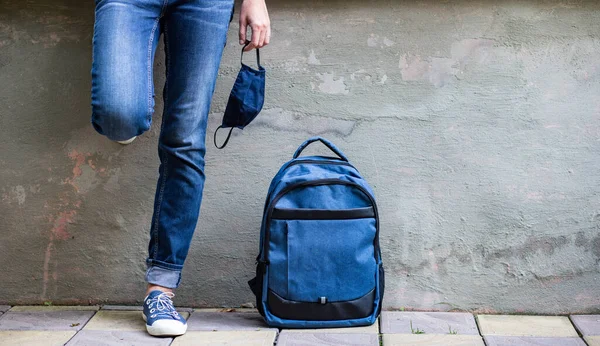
[269,207,377,304]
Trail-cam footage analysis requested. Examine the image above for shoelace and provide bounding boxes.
[147,292,180,319]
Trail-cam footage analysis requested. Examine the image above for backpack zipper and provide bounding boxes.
[260,178,381,270]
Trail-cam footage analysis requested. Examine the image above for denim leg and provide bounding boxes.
[145,0,234,289]
[90,0,166,141]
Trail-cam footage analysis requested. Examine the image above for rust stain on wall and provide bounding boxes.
[40,149,112,300]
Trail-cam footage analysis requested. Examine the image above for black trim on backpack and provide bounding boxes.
[248,259,268,316]
[271,206,375,220]
[377,263,385,317]
[267,289,375,321]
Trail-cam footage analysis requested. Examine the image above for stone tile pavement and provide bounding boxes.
[0,306,597,345]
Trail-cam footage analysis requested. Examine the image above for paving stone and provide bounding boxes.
[66,330,172,346]
[483,336,587,346]
[570,315,600,336]
[476,315,578,337]
[0,310,95,331]
[585,336,600,346]
[100,305,143,311]
[382,334,484,346]
[9,306,99,312]
[186,311,275,331]
[83,310,189,331]
[282,318,379,334]
[171,330,277,346]
[0,330,76,346]
[0,306,10,313]
[380,312,478,335]
[278,331,379,345]
[101,305,194,313]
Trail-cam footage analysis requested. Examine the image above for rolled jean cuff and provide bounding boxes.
[145,262,182,289]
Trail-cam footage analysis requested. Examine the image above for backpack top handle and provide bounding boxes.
[293,137,349,162]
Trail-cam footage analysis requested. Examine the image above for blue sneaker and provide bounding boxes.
[142,290,187,336]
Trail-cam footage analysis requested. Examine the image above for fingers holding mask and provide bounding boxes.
[239,0,270,51]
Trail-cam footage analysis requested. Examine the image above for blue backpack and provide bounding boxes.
[248,137,384,328]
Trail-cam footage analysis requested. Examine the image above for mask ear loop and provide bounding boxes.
[241,40,260,67]
[214,125,234,149]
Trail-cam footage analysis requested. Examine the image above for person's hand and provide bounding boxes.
[239,0,270,51]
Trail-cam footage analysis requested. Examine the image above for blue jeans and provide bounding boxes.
[91,0,234,288]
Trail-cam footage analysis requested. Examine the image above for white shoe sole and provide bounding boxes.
[142,312,187,337]
[116,136,137,145]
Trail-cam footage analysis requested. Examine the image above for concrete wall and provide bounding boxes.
[1,0,599,313]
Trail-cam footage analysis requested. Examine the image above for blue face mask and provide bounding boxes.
[214,43,265,149]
